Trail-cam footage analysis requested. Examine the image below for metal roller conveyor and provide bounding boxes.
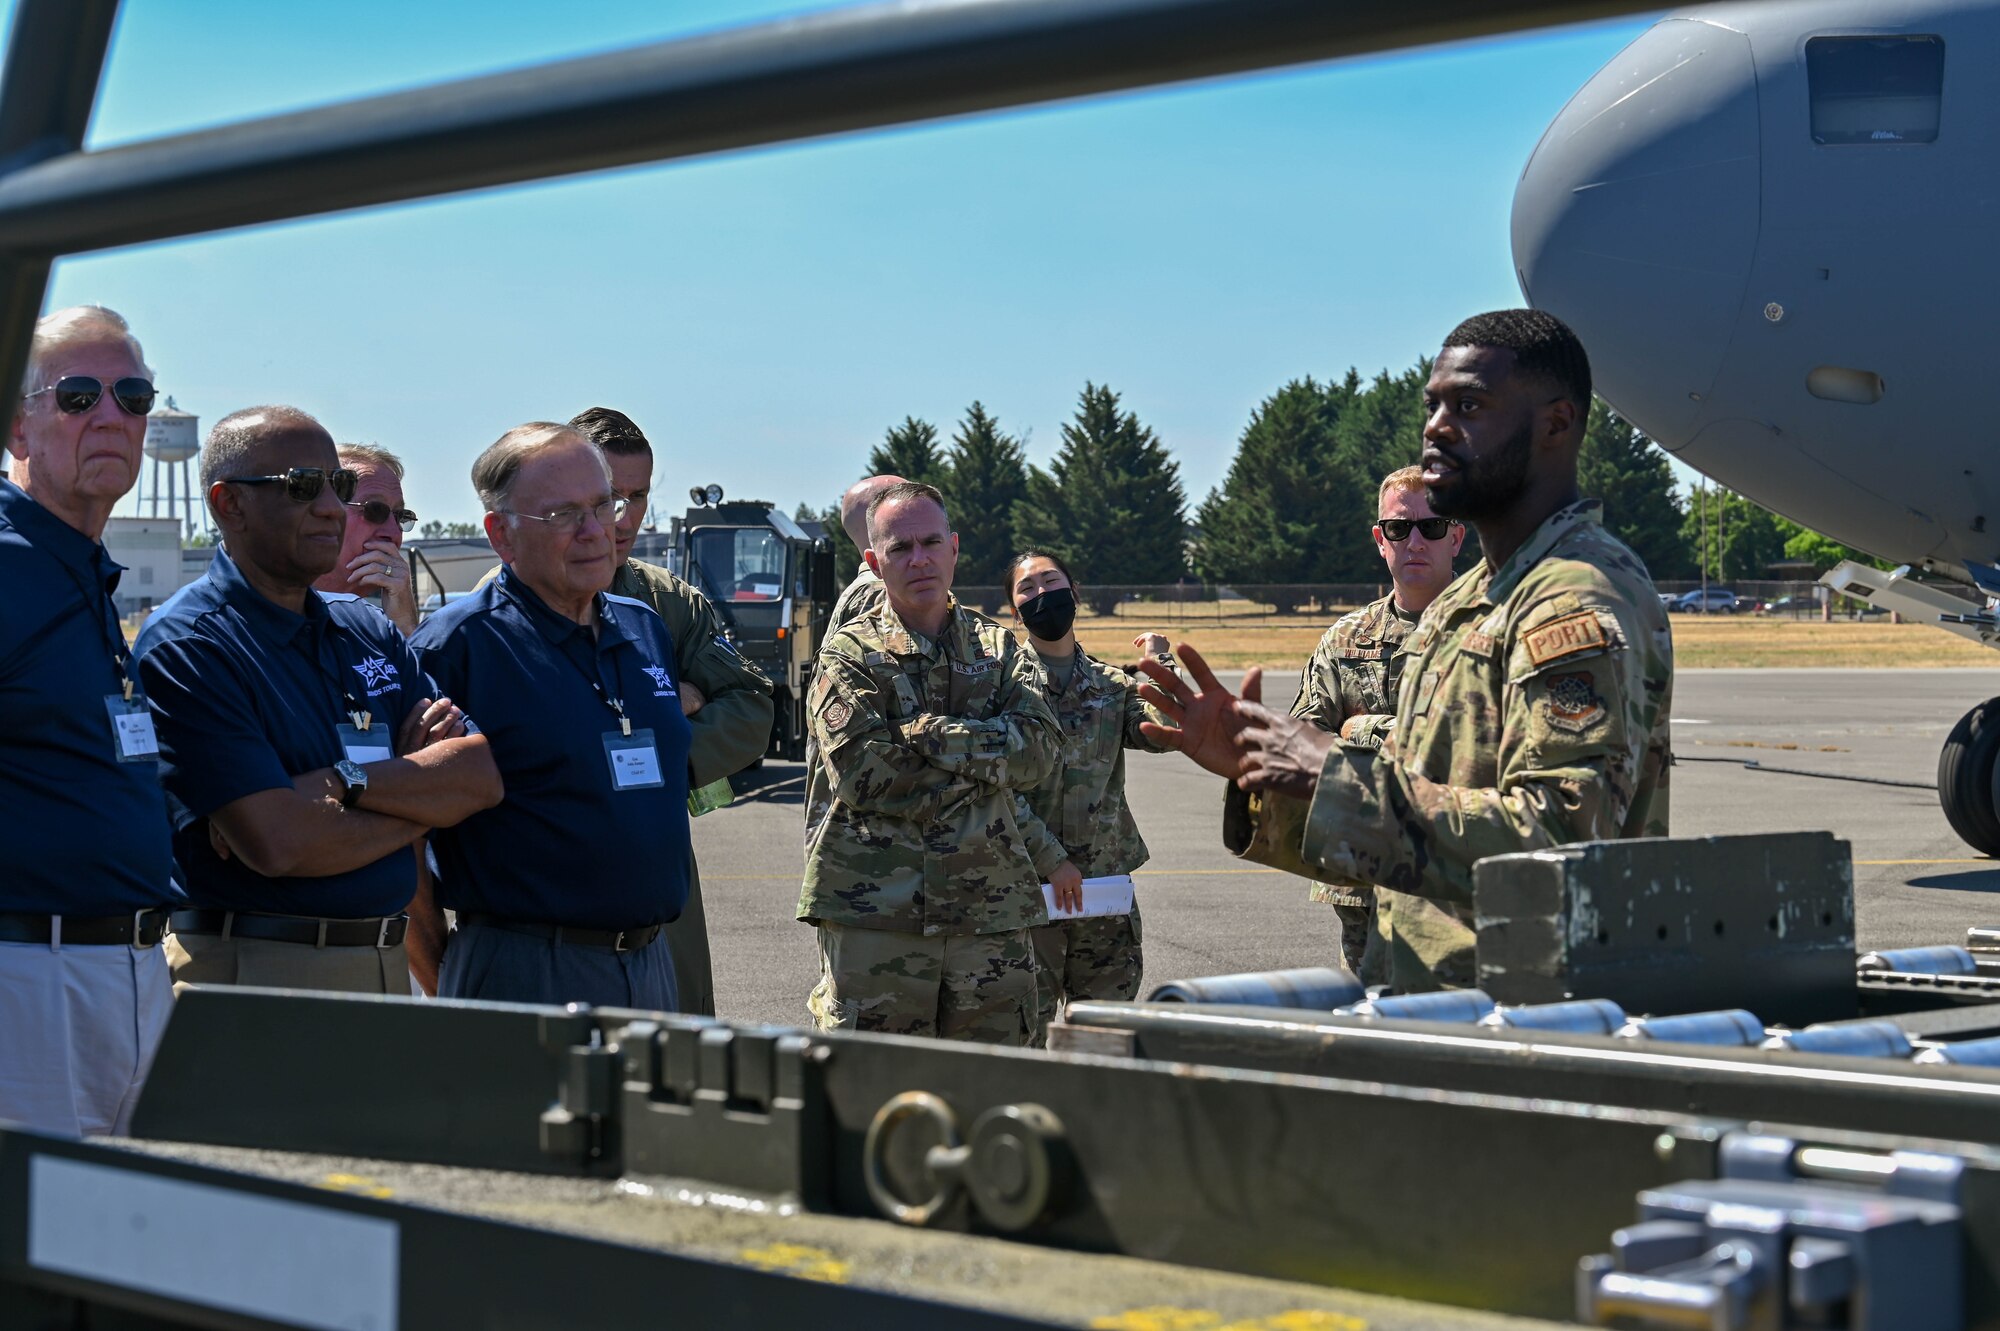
[1478,999,1626,1035]
[1857,945,1980,976]
[1339,990,1499,1023]
[1762,1019,1915,1059]
[1614,1010,1766,1046]
[1145,968,1365,1009]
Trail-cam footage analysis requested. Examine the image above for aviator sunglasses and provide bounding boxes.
[347,498,419,532]
[25,375,157,416]
[222,467,359,504]
[1377,517,1456,542]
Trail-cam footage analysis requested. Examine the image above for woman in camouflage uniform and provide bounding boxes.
[1008,550,1174,1032]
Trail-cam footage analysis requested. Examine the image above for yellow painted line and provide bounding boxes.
[1855,858,1994,866]
[736,1242,850,1284]
[706,869,1285,880]
[1090,1310,1367,1331]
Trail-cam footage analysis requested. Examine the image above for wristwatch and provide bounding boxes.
[334,759,370,808]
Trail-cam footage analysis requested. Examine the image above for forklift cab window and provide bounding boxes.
[689,526,787,602]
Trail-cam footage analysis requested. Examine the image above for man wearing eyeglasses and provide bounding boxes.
[312,443,419,635]
[410,423,694,1011]
[0,306,177,1135]
[568,406,772,1016]
[133,407,502,996]
[1280,465,1463,976]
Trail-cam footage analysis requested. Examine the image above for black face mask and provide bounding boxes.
[1019,586,1077,641]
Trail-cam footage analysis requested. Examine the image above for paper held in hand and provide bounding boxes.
[1040,874,1136,921]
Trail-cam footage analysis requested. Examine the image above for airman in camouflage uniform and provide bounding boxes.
[1018,641,1175,1030]
[1162,311,1673,994]
[800,482,1060,1045]
[1286,595,1418,972]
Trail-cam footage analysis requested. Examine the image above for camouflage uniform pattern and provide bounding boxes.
[827,564,886,632]
[1232,500,1672,992]
[478,557,774,1016]
[1021,648,1173,1029]
[800,598,1060,1043]
[1288,595,1418,975]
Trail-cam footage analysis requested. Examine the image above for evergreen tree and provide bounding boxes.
[867,417,946,489]
[1578,400,1691,579]
[1014,383,1188,614]
[1681,486,1786,583]
[1193,378,1340,614]
[1324,364,1428,583]
[943,402,1028,609]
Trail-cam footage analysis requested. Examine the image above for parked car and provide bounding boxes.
[1762,593,1817,617]
[1672,587,1739,614]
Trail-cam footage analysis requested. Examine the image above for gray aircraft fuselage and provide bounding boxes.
[1513,0,1994,590]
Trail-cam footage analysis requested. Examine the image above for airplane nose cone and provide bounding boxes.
[1512,16,1761,447]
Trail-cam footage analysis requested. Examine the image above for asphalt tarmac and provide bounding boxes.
[695,668,2000,1026]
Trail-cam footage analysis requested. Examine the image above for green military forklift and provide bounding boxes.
[668,485,835,761]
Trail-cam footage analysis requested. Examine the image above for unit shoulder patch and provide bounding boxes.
[1541,670,1607,734]
[823,700,854,730]
[1521,610,1608,669]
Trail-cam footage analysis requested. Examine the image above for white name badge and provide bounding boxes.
[335,722,393,765]
[1041,874,1137,920]
[604,728,664,791]
[105,695,159,764]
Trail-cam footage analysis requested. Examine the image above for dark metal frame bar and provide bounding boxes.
[0,0,1657,405]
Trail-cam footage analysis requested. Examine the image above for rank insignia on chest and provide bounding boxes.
[1461,630,1497,658]
[1542,670,1607,733]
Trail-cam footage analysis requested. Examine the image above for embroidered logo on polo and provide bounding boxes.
[352,656,400,696]
[1542,670,1608,734]
[642,664,678,697]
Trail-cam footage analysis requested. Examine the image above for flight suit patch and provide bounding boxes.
[1542,671,1607,733]
[1523,610,1607,668]
[824,700,854,730]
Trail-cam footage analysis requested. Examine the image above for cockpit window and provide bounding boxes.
[1807,35,1944,145]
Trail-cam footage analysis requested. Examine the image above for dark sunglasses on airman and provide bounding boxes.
[347,498,418,532]
[26,375,157,416]
[1378,517,1455,542]
[222,467,358,504]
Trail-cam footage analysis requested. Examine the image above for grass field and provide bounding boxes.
[1052,613,2000,671]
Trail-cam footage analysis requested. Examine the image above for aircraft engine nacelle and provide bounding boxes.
[1514,0,1997,590]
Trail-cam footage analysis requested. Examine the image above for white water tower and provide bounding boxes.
[141,398,200,539]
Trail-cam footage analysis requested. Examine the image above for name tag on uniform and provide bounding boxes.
[104,695,159,763]
[336,722,393,765]
[605,728,664,790]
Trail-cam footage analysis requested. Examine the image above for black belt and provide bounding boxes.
[170,909,407,949]
[459,913,663,953]
[0,908,169,947]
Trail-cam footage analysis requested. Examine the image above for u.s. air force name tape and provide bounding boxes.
[1040,874,1136,921]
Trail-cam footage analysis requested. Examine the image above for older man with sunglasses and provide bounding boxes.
[410,423,693,1011]
[0,306,178,1135]
[1240,465,1463,978]
[133,407,502,996]
[313,443,419,634]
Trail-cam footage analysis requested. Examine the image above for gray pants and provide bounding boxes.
[0,937,172,1136]
[439,918,679,1011]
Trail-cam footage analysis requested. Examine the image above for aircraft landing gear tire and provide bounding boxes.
[1938,699,2000,856]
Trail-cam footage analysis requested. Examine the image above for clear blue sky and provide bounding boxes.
[7,1,1665,530]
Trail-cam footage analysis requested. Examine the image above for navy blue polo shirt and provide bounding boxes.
[409,567,692,930]
[0,481,176,914]
[133,545,439,918]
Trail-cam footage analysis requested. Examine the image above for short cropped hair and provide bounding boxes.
[1442,308,1592,412]
[1377,465,1426,513]
[337,443,405,480]
[201,406,330,492]
[471,422,594,512]
[26,305,151,394]
[568,406,650,457]
[865,480,949,545]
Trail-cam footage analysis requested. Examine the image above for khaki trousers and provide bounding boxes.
[166,930,410,997]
